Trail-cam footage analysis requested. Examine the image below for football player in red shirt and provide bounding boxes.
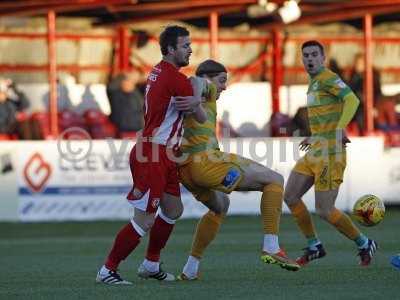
[96,25,206,284]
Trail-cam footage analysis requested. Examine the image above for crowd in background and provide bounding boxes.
[0,71,145,140]
[0,52,399,144]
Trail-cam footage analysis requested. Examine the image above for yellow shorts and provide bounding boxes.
[178,150,251,203]
[293,151,346,191]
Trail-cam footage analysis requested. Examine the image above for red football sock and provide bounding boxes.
[146,215,175,262]
[105,223,141,271]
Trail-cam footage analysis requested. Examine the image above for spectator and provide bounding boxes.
[329,58,345,80]
[0,78,29,137]
[42,80,73,112]
[107,72,144,133]
[375,93,399,131]
[75,85,101,115]
[290,106,311,137]
[348,53,382,134]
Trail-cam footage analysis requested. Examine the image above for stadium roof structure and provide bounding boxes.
[0,0,400,29]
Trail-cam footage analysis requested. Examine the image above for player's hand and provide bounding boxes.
[173,95,201,112]
[299,137,311,151]
[339,130,351,147]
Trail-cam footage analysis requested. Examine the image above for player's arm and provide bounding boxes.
[336,92,360,129]
[172,74,207,123]
[174,94,207,123]
[324,75,360,129]
[188,76,209,123]
[324,75,360,145]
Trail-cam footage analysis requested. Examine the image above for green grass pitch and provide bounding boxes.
[1,210,399,299]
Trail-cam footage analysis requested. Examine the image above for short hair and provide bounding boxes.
[195,59,227,77]
[301,40,325,56]
[159,25,190,56]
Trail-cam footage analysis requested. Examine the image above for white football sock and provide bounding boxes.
[182,255,200,277]
[100,265,110,275]
[263,234,280,254]
[142,258,159,273]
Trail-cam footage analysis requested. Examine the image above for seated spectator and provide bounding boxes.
[75,85,101,115]
[107,72,144,133]
[0,78,29,138]
[42,80,73,112]
[290,106,311,137]
[329,58,345,80]
[375,93,400,131]
[348,53,382,135]
[269,112,292,137]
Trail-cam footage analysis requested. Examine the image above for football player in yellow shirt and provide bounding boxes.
[284,40,377,267]
[177,59,300,280]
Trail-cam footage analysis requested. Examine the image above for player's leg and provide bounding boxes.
[283,154,328,266]
[97,202,156,284]
[315,189,378,266]
[284,170,320,248]
[235,160,299,271]
[180,191,229,280]
[138,192,182,281]
[97,144,158,285]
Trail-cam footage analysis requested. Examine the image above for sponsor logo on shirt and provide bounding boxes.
[151,198,160,209]
[222,168,241,189]
[335,78,346,89]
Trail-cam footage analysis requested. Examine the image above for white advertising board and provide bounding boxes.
[0,136,397,222]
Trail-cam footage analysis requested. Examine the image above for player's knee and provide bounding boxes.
[315,206,331,220]
[271,172,284,187]
[283,190,297,206]
[143,217,155,231]
[213,196,230,214]
[258,170,284,188]
[221,196,230,214]
[132,214,155,233]
[162,205,183,220]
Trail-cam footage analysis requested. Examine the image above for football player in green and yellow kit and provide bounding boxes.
[284,40,377,267]
[176,59,300,280]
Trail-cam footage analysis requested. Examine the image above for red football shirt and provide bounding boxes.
[142,60,193,147]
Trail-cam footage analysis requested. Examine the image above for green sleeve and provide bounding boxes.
[204,82,217,102]
[324,75,352,100]
[336,92,360,129]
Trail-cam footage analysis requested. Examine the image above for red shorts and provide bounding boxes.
[127,141,180,213]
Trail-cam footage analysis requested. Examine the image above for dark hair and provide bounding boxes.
[195,59,227,77]
[159,25,190,56]
[301,40,325,56]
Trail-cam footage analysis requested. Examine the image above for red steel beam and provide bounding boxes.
[0,64,110,72]
[98,5,247,26]
[117,26,130,72]
[258,4,400,30]
[47,10,58,138]
[0,0,131,17]
[0,0,132,9]
[0,32,114,40]
[364,14,374,134]
[271,29,283,114]
[143,35,270,44]
[304,0,400,11]
[113,0,257,12]
[209,11,219,60]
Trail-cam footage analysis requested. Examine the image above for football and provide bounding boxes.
[352,194,385,226]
